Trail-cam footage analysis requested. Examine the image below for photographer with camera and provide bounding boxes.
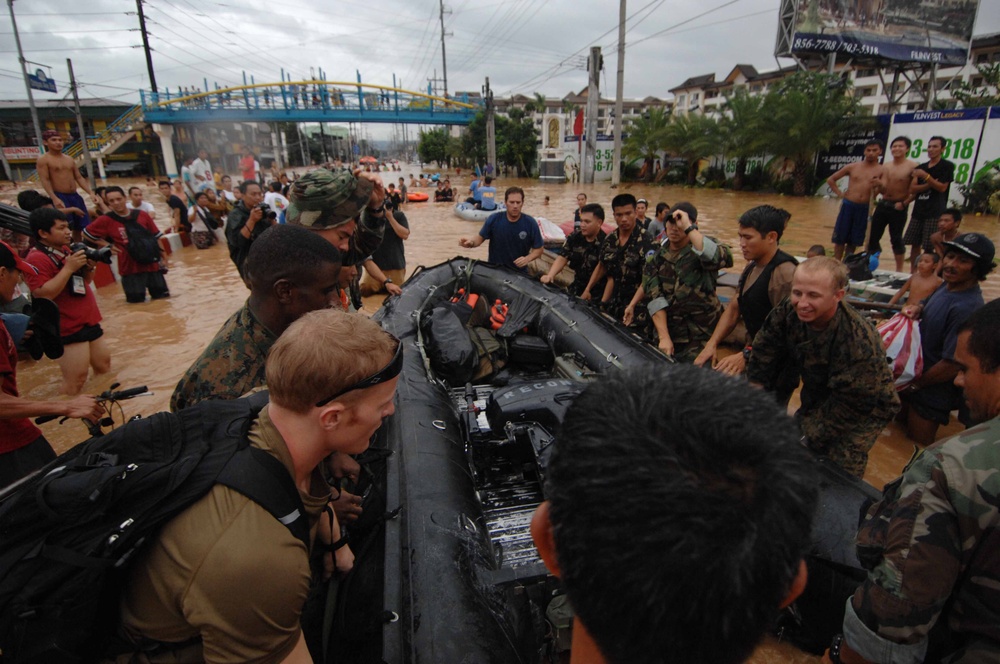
[225,180,275,282]
[24,208,111,395]
[84,186,170,304]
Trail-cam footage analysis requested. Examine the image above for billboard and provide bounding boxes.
[888,107,987,189]
[971,106,1000,183]
[2,146,42,162]
[780,0,980,65]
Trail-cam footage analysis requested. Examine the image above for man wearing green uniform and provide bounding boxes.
[627,202,733,362]
[747,257,899,478]
[827,300,1000,664]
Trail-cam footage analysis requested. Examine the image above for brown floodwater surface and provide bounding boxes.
[6,169,998,663]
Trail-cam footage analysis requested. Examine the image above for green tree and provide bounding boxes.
[662,113,721,185]
[761,72,868,195]
[417,127,450,166]
[498,108,539,177]
[622,107,670,182]
[718,88,767,190]
[525,92,548,115]
[949,63,1000,109]
[460,112,489,168]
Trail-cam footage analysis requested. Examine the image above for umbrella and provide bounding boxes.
[359,156,378,164]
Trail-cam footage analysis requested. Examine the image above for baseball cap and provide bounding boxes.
[0,241,36,276]
[941,233,996,271]
[286,167,374,230]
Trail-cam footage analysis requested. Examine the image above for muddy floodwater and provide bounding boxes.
[5,168,998,663]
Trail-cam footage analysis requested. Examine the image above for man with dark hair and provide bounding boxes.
[477,176,498,211]
[0,241,102,487]
[648,201,670,239]
[170,224,343,412]
[582,193,653,335]
[24,208,110,395]
[224,180,271,280]
[748,257,899,478]
[190,148,213,193]
[531,364,818,664]
[541,202,607,296]
[904,135,955,271]
[36,129,96,239]
[628,201,733,361]
[127,186,156,220]
[459,186,543,271]
[158,180,189,234]
[695,205,797,386]
[572,192,588,227]
[84,186,170,304]
[829,298,1000,664]
[359,196,409,298]
[898,233,994,445]
[868,136,916,272]
[826,139,884,261]
[930,207,962,264]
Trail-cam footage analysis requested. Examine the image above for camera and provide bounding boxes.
[258,203,278,221]
[70,242,113,264]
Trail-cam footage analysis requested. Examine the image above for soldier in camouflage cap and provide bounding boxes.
[747,257,899,478]
[831,299,1000,664]
[285,166,387,264]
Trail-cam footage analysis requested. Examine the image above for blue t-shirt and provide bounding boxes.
[479,212,543,270]
[469,179,481,201]
[920,283,983,366]
[479,187,497,211]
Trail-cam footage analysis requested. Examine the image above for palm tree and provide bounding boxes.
[761,72,868,196]
[525,92,548,115]
[718,88,767,190]
[662,113,721,185]
[623,107,670,182]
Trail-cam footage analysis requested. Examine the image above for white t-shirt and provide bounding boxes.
[264,192,289,214]
[190,158,212,186]
[188,205,212,233]
[128,201,156,218]
[222,190,237,203]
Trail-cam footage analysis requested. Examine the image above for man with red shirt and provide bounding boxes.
[84,186,170,304]
[239,146,257,184]
[0,241,102,488]
[24,208,110,395]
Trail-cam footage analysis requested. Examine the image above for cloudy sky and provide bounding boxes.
[2,0,999,106]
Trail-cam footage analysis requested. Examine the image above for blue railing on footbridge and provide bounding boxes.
[140,79,482,125]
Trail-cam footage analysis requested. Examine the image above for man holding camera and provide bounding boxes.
[24,208,110,395]
[225,180,272,282]
[84,186,170,304]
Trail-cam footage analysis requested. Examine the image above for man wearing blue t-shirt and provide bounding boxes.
[466,176,481,205]
[477,176,497,211]
[459,187,543,271]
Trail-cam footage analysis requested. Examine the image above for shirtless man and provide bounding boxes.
[36,130,95,241]
[826,139,884,261]
[930,207,962,265]
[867,136,917,272]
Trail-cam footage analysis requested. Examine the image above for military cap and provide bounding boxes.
[286,167,373,229]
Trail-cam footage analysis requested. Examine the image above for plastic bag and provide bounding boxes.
[878,313,923,390]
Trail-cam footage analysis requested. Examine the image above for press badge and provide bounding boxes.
[71,274,86,296]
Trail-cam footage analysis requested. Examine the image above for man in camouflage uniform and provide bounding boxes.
[828,299,1000,664]
[747,257,899,478]
[170,225,342,411]
[540,202,607,297]
[582,193,654,337]
[629,202,733,362]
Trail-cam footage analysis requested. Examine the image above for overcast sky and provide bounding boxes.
[3,0,999,106]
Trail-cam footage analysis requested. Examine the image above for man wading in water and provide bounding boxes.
[826,140,884,261]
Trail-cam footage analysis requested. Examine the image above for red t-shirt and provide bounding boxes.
[240,155,256,182]
[84,211,163,276]
[24,246,103,337]
[0,323,42,454]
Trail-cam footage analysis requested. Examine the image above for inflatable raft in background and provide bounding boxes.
[320,258,881,663]
[406,191,429,202]
[452,203,565,247]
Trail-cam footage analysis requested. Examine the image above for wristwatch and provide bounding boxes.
[742,346,752,361]
[383,278,393,285]
[828,634,845,663]
[368,202,386,214]
[683,224,699,234]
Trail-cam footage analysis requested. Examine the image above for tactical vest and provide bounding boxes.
[737,249,797,341]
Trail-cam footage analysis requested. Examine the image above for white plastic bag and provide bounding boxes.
[878,313,923,390]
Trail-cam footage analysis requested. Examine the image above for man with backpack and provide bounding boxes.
[84,186,170,304]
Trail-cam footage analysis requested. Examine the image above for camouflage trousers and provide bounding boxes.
[803,418,883,478]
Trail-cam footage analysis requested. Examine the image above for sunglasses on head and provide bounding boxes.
[315,337,403,407]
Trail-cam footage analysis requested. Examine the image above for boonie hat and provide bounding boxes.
[285,167,373,230]
[941,233,996,271]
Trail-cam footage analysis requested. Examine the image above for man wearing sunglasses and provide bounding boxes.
[120,310,401,663]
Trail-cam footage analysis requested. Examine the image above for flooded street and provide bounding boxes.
[5,169,998,663]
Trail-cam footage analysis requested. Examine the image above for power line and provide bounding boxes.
[628,0,747,48]
[0,46,142,53]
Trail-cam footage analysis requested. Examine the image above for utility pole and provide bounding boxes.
[484,77,496,175]
[7,0,44,150]
[136,0,157,92]
[439,0,451,97]
[67,59,96,193]
[583,47,601,185]
[611,0,626,187]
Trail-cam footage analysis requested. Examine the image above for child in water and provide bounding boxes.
[889,252,942,306]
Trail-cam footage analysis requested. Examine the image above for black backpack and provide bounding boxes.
[0,391,309,663]
[112,210,161,265]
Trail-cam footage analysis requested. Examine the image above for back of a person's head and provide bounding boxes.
[738,205,790,241]
[547,365,818,664]
[245,224,341,293]
[270,181,282,193]
[17,189,52,212]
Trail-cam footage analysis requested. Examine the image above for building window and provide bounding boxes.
[677,94,686,106]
